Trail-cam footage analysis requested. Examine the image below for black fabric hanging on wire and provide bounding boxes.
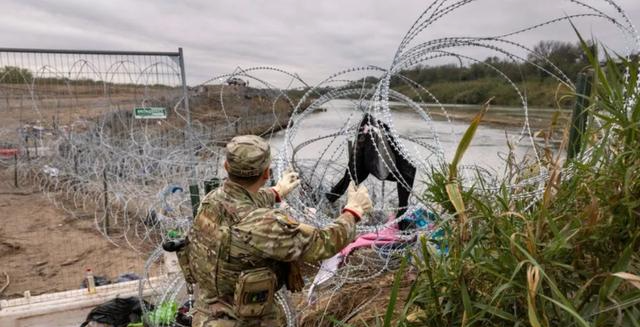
[326,113,417,230]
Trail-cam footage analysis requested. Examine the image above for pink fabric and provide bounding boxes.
[340,222,403,256]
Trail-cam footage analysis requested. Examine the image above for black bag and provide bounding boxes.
[79,296,149,327]
[81,275,110,288]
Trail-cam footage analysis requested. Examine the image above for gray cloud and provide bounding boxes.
[1,0,639,85]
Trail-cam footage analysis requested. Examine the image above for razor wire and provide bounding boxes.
[138,1,639,325]
[0,0,638,325]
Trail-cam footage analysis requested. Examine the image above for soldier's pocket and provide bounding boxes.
[233,267,277,318]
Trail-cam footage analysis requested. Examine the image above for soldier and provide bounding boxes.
[186,135,372,327]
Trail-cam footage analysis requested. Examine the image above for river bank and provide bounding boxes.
[390,102,571,131]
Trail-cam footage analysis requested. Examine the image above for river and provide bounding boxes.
[268,99,537,177]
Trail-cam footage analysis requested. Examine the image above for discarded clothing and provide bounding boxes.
[79,297,149,327]
[81,275,109,288]
[42,165,59,177]
[307,254,342,303]
[176,299,194,326]
[307,224,410,303]
[115,273,141,283]
[307,207,438,303]
[326,113,417,229]
[339,223,405,257]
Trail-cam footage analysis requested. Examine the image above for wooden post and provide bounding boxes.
[25,135,30,160]
[189,184,201,219]
[14,152,18,188]
[72,151,79,192]
[74,151,79,175]
[568,72,593,160]
[102,168,110,234]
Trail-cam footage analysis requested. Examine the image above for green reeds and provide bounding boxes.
[396,40,640,326]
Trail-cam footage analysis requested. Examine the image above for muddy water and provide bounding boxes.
[268,99,536,175]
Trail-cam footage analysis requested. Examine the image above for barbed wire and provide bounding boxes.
[0,0,638,325]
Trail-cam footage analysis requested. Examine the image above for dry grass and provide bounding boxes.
[296,271,415,327]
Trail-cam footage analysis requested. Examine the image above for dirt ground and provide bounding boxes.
[0,169,149,299]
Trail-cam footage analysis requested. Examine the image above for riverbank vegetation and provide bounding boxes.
[391,41,640,325]
[391,40,592,107]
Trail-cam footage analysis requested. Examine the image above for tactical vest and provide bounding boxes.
[184,191,286,318]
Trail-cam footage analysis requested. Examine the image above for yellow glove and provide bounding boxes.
[343,182,373,221]
[272,166,301,198]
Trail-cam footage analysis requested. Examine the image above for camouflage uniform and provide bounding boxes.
[186,135,359,327]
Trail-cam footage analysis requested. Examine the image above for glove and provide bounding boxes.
[272,166,301,199]
[343,182,373,221]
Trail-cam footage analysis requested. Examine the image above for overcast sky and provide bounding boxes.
[1,0,639,85]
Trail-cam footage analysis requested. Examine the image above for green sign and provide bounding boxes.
[133,107,167,119]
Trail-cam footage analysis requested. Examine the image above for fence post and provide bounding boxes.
[567,72,593,160]
[25,135,30,160]
[74,150,79,175]
[14,152,19,188]
[178,47,192,137]
[178,48,197,184]
[189,184,201,219]
[72,150,79,191]
[103,167,110,234]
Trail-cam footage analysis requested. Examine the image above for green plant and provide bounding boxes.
[145,301,178,326]
[395,39,640,326]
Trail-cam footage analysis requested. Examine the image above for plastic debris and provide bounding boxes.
[80,297,148,327]
[81,275,109,288]
[115,272,141,283]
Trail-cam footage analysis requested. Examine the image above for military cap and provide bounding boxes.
[225,135,271,177]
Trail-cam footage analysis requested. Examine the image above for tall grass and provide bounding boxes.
[401,44,640,326]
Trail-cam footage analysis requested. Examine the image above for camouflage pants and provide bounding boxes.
[191,303,278,327]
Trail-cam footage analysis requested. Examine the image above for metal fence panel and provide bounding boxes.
[0,48,190,298]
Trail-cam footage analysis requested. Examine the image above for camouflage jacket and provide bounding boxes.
[187,180,358,305]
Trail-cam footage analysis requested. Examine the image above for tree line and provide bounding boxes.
[346,40,639,108]
[390,40,598,108]
[395,40,592,86]
[288,41,604,108]
[0,66,34,84]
